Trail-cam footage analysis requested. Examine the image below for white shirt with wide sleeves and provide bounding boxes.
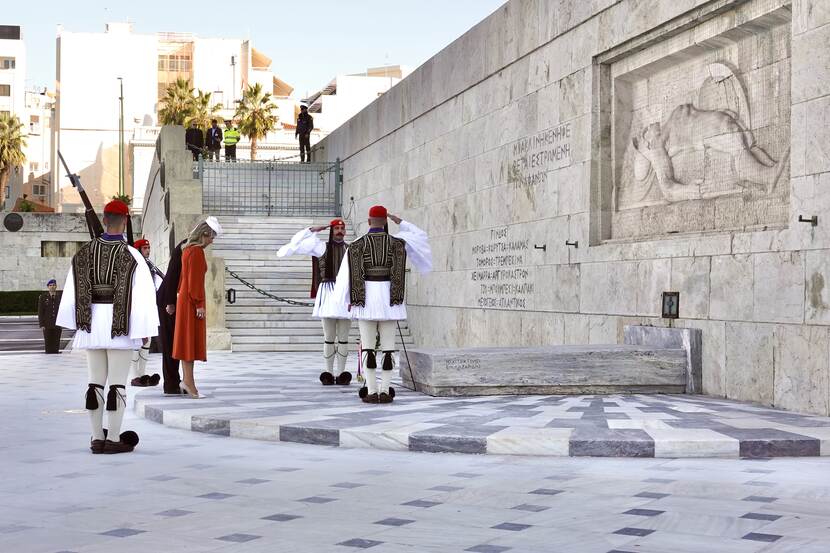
[332,220,432,321]
[56,245,160,349]
[277,228,350,319]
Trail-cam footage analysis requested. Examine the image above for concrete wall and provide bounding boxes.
[141,126,231,350]
[318,0,830,416]
[0,213,140,292]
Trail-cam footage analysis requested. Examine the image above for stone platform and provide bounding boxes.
[134,352,830,459]
[399,344,688,397]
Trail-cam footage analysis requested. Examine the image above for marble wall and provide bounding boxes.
[317,0,830,416]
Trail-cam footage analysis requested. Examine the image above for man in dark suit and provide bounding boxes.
[38,279,63,354]
[185,122,205,160]
[206,119,223,162]
[157,239,186,394]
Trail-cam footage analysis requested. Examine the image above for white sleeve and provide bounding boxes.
[332,250,351,309]
[277,228,326,258]
[55,266,76,330]
[395,220,432,274]
[128,247,160,339]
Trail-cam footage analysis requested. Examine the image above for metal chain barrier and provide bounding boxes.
[225,267,315,307]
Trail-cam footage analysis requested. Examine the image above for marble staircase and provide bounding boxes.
[213,216,413,352]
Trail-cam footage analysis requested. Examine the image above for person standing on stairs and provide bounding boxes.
[56,199,159,454]
[173,217,223,398]
[332,206,432,404]
[277,219,353,386]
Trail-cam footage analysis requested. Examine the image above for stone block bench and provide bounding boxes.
[398,326,701,397]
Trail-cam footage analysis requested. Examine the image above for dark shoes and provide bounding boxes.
[378,392,393,404]
[131,374,160,387]
[90,439,105,454]
[335,371,352,386]
[362,392,379,404]
[103,439,135,454]
[319,372,335,386]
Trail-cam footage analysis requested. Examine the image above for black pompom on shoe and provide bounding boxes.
[389,387,395,399]
[148,373,161,386]
[319,372,335,386]
[358,386,368,399]
[120,431,140,448]
[336,372,352,385]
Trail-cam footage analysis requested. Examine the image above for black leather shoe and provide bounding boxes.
[103,440,134,454]
[90,439,105,454]
[362,393,379,404]
[378,392,393,404]
[319,372,335,386]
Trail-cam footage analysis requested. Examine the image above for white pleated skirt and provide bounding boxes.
[312,282,351,319]
[349,281,407,321]
[70,304,144,350]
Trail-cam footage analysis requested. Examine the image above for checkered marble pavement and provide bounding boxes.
[129,351,830,459]
[4,350,830,552]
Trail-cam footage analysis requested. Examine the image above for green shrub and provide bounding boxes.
[0,291,42,315]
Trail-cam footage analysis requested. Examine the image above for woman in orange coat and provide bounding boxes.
[173,217,222,398]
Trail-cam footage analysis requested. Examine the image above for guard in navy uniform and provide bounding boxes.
[38,279,63,354]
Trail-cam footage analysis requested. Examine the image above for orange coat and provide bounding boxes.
[173,246,207,362]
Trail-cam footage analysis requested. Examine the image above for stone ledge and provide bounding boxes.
[398,344,687,397]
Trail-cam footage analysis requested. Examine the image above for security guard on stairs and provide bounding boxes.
[223,121,241,161]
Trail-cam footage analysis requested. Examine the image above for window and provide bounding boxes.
[33,182,46,197]
[0,57,15,70]
[29,162,39,172]
[0,85,10,96]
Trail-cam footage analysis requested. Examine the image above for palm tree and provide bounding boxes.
[235,83,279,160]
[0,113,26,209]
[186,90,223,131]
[158,78,195,125]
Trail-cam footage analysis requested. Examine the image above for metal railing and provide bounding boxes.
[198,158,342,217]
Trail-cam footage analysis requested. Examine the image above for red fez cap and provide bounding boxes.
[368,205,387,218]
[330,218,345,227]
[104,199,129,216]
[133,238,149,249]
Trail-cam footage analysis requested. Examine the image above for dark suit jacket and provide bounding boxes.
[38,291,62,328]
[158,240,186,308]
[185,127,204,150]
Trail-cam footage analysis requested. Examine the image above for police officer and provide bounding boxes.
[224,120,240,162]
[38,279,63,354]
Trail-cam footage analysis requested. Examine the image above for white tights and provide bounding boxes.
[358,320,396,394]
[86,349,132,441]
[322,318,351,375]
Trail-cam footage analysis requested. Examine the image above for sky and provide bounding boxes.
[6,0,507,98]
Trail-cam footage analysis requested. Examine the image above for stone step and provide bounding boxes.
[401,345,688,397]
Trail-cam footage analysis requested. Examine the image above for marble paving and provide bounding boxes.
[4,350,830,552]
[124,351,830,459]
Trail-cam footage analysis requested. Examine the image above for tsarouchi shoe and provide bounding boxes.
[90,438,105,454]
[361,392,379,404]
[335,371,352,385]
[378,392,393,404]
[103,440,134,454]
[319,371,335,386]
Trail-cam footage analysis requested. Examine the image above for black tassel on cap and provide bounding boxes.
[86,384,104,410]
[106,385,125,411]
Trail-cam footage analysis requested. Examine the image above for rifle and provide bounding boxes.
[58,151,134,244]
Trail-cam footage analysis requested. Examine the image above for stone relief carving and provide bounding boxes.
[625,63,789,206]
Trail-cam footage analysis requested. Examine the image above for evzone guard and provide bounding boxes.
[56,200,160,453]
[278,218,353,385]
[129,238,164,388]
[333,206,432,404]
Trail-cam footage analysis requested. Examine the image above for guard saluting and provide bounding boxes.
[56,200,159,454]
[333,206,432,404]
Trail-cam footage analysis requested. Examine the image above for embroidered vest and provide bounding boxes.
[72,237,138,337]
[348,232,406,307]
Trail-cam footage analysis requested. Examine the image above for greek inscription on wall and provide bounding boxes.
[445,357,482,372]
[471,227,534,309]
[508,123,572,188]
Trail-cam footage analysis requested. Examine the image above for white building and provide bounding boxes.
[0,25,27,208]
[305,66,411,133]
[16,89,55,207]
[54,23,305,213]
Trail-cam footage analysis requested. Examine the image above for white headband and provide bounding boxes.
[205,216,223,237]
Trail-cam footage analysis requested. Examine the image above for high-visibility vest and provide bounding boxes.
[224,128,241,145]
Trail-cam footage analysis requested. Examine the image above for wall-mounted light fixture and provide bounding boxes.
[662,291,680,319]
